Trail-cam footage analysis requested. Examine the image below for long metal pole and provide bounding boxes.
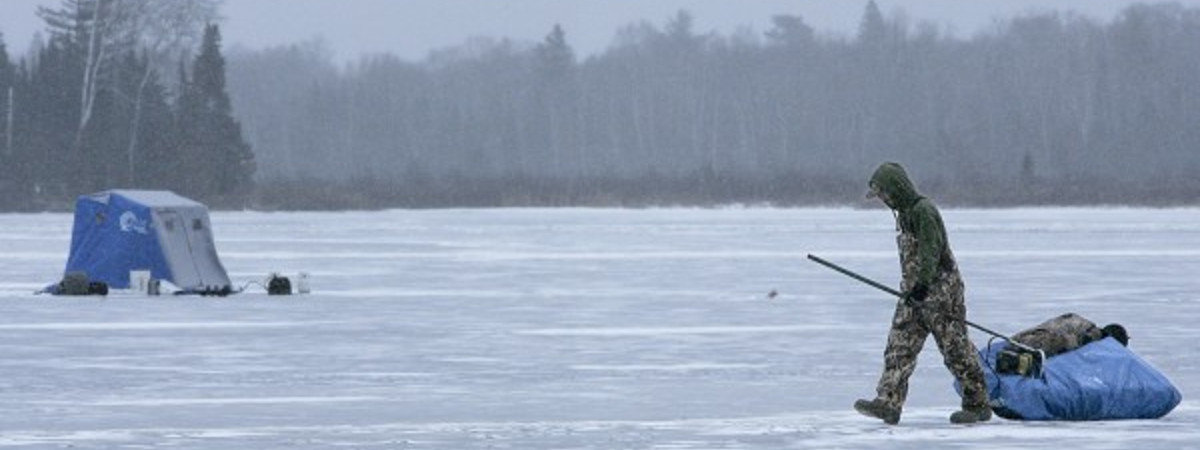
[809,253,1046,378]
[808,253,905,297]
[806,254,1040,354]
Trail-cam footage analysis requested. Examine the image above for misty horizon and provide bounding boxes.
[3,1,1200,210]
[4,1,1200,63]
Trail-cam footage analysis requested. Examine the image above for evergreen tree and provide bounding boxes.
[765,15,815,48]
[27,37,83,198]
[535,24,573,82]
[131,61,177,191]
[665,10,696,45]
[858,1,887,45]
[0,30,12,107]
[1,32,13,156]
[177,24,254,204]
[533,24,577,175]
[0,31,18,206]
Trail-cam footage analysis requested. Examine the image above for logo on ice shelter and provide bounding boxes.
[119,211,149,234]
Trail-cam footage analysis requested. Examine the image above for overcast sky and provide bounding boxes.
[2,1,1197,63]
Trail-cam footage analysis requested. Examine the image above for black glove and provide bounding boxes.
[904,283,929,306]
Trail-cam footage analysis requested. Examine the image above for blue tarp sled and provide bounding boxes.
[957,338,1181,420]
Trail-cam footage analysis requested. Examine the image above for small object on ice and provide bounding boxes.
[767,289,778,299]
[296,271,311,294]
[48,271,108,296]
[60,271,91,295]
[267,273,292,295]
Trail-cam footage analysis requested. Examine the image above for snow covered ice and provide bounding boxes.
[1,208,1197,448]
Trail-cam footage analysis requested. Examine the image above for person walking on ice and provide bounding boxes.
[854,162,992,425]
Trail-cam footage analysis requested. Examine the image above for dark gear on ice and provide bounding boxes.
[1008,313,1128,357]
[855,162,991,425]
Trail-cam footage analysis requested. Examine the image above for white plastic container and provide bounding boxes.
[130,270,151,295]
[296,272,311,294]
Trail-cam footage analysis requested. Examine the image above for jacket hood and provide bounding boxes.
[869,162,922,210]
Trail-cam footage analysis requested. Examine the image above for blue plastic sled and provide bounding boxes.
[956,338,1181,420]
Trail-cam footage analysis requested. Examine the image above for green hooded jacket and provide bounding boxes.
[869,162,952,287]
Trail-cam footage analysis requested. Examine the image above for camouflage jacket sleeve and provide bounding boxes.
[909,199,945,287]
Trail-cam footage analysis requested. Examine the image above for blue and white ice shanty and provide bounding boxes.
[63,190,231,293]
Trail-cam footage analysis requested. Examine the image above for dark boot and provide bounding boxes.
[949,406,992,424]
[854,398,901,425]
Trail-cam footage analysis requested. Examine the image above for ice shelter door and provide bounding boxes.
[180,210,229,288]
[154,209,203,288]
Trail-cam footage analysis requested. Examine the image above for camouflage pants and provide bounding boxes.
[874,269,989,411]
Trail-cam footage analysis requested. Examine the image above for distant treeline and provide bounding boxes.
[231,1,1200,209]
[0,0,252,211]
[250,171,1200,210]
[6,1,1200,211]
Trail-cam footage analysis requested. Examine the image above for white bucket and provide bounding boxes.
[130,270,151,295]
[296,272,311,294]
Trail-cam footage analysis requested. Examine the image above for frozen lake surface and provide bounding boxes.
[1,208,1197,448]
